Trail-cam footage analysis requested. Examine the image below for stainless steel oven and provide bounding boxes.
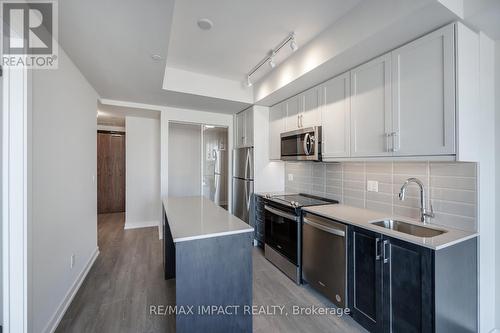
[264,202,301,283]
[280,126,321,161]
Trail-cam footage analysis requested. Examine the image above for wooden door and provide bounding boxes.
[350,54,392,157]
[97,131,125,213]
[321,72,351,158]
[391,24,455,156]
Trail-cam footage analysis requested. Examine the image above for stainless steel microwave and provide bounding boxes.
[280,126,321,161]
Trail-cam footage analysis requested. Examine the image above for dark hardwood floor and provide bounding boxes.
[56,213,365,333]
[56,213,175,332]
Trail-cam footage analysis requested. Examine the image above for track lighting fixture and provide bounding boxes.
[268,55,276,68]
[245,32,297,87]
[290,34,298,51]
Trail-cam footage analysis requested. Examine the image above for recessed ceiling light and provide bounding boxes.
[151,54,163,61]
[197,18,213,31]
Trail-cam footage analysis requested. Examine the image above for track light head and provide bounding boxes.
[290,34,298,51]
[246,75,252,87]
[268,56,276,68]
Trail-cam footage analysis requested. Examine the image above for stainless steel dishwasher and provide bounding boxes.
[302,212,347,308]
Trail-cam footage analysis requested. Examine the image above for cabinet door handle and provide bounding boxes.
[375,237,381,260]
[383,240,390,264]
[392,131,399,152]
[297,115,300,128]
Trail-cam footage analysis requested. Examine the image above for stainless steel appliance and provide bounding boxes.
[232,147,254,223]
[263,193,337,283]
[281,126,322,161]
[212,148,227,206]
[202,126,228,208]
[302,211,347,308]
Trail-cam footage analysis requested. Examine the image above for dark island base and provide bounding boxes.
[164,220,253,333]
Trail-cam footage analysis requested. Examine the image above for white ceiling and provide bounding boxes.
[97,113,125,127]
[59,0,363,113]
[97,102,161,127]
[464,0,500,40]
[59,0,176,107]
[167,0,363,81]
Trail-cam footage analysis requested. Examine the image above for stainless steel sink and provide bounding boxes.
[371,219,446,238]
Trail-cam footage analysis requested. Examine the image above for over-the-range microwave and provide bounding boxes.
[280,126,321,161]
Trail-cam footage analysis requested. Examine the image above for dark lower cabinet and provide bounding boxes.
[348,226,477,333]
[382,237,434,333]
[348,226,383,333]
[253,195,265,245]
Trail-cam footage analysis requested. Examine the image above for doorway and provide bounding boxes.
[97,131,126,213]
[168,122,229,209]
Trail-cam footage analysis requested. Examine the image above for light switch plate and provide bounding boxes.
[288,174,294,181]
[367,180,379,192]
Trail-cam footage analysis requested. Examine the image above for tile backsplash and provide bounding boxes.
[285,161,477,232]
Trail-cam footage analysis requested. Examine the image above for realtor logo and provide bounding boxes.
[1,0,58,68]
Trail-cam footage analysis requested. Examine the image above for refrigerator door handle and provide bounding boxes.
[244,148,250,179]
[246,181,251,211]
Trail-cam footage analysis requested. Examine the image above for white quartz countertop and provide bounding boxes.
[163,196,253,243]
[302,204,478,250]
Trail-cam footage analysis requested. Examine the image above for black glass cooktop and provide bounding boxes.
[270,193,337,208]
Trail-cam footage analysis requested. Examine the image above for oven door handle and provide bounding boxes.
[264,205,299,222]
[303,217,345,237]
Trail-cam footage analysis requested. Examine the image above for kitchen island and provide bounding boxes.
[162,196,254,333]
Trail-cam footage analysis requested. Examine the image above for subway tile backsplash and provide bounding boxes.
[285,161,477,232]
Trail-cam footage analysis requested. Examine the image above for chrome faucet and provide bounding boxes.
[398,177,434,224]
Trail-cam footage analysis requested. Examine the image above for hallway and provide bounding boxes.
[56,214,174,332]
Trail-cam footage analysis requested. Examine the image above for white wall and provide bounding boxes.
[495,39,500,332]
[0,70,2,326]
[30,48,99,332]
[477,32,497,333]
[125,116,161,229]
[252,105,284,193]
[167,123,201,197]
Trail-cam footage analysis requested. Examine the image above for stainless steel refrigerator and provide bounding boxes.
[202,126,228,208]
[212,148,227,206]
[232,147,254,224]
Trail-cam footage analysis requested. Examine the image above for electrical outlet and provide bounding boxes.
[367,180,379,192]
[70,254,75,269]
[288,174,294,181]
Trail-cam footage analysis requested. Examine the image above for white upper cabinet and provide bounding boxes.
[235,108,253,148]
[302,87,321,128]
[391,24,455,156]
[320,73,351,158]
[285,95,301,131]
[244,106,254,147]
[284,88,321,131]
[268,22,463,161]
[235,111,245,147]
[269,102,286,160]
[350,54,392,157]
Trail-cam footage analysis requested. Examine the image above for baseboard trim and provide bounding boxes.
[124,220,159,230]
[43,247,100,333]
